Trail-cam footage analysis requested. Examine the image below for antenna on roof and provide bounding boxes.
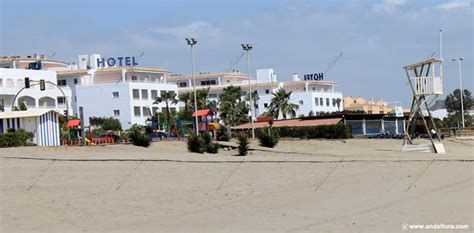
[428,51,436,58]
[135,52,145,63]
[324,52,344,75]
[226,52,245,72]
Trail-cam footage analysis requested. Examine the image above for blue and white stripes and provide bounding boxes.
[37,111,60,146]
[0,110,61,147]
[0,118,21,132]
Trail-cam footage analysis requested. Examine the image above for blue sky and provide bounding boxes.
[1,0,472,106]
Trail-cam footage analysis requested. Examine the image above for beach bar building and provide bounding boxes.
[0,109,62,146]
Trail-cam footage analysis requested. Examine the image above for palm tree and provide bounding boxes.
[154,91,178,133]
[218,86,249,126]
[178,92,192,111]
[268,89,299,119]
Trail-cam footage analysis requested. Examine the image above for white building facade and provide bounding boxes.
[0,56,73,114]
[57,54,179,129]
[169,69,343,119]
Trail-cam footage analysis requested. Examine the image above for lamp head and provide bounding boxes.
[185,38,197,45]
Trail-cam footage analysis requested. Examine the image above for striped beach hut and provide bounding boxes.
[0,109,63,146]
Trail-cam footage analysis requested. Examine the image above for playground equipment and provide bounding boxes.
[192,109,214,132]
[402,58,445,154]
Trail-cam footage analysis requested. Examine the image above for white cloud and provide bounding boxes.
[437,0,470,10]
[373,0,409,13]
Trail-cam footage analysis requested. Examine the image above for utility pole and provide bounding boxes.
[452,58,465,128]
[241,43,255,139]
[186,38,199,134]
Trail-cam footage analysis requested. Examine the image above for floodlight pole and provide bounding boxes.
[186,38,199,134]
[242,43,255,139]
[453,58,465,128]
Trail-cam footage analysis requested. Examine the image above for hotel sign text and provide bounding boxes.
[97,56,138,68]
[303,73,324,81]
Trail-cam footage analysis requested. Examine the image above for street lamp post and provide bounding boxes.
[186,38,199,134]
[452,57,465,128]
[241,43,255,139]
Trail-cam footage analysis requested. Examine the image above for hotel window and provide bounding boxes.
[326,98,330,106]
[57,80,67,86]
[57,97,66,105]
[201,80,217,86]
[299,100,304,105]
[141,89,148,100]
[132,89,140,99]
[143,107,150,116]
[319,98,323,106]
[315,98,319,106]
[265,89,270,94]
[134,106,141,116]
[333,98,337,107]
[74,79,78,84]
[151,90,158,99]
[131,75,138,81]
[179,82,188,87]
[264,103,268,108]
[112,92,119,98]
[113,110,120,116]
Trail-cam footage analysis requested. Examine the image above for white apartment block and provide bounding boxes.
[0,55,73,114]
[168,68,343,119]
[56,54,178,129]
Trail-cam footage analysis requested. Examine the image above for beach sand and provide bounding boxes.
[1,139,473,232]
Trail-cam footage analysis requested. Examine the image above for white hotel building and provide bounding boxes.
[169,69,343,119]
[1,53,343,130]
[0,55,73,114]
[56,54,178,129]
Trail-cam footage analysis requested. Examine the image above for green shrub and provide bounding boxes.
[257,128,279,148]
[187,133,206,153]
[236,133,250,156]
[207,142,220,154]
[202,133,219,153]
[202,132,212,145]
[0,129,35,148]
[128,125,151,147]
[101,117,122,131]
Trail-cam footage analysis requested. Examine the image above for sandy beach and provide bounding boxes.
[1,139,473,232]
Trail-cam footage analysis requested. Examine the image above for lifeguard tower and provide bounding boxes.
[402,58,445,154]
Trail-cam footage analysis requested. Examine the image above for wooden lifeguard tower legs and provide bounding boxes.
[403,58,445,154]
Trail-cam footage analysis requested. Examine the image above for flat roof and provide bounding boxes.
[0,109,62,119]
[178,80,337,93]
[0,57,68,65]
[57,66,170,75]
[168,72,248,80]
